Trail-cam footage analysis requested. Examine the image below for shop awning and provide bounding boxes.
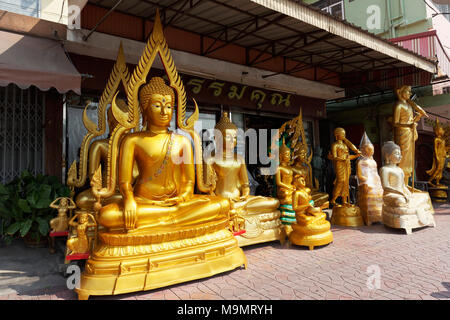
[0,30,81,94]
[84,0,437,98]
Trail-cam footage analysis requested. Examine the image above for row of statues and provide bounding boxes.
[48,11,446,300]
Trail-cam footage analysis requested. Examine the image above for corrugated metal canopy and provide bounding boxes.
[87,0,437,97]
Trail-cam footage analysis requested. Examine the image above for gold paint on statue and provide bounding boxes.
[66,211,97,254]
[380,141,435,234]
[328,128,364,227]
[276,141,296,205]
[289,175,333,250]
[356,132,383,225]
[392,85,428,185]
[49,197,76,233]
[74,11,245,300]
[205,112,285,247]
[426,119,448,202]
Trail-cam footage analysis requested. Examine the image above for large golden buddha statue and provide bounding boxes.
[292,143,329,209]
[73,12,246,300]
[328,128,364,226]
[380,141,435,234]
[426,119,448,202]
[289,174,333,250]
[205,112,284,246]
[392,85,428,185]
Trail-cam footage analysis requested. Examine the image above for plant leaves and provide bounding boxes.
[18,199,32,213]
[20,219,33,237]
[6,222,21,235]
[36,217,49,236]
[27,190,39,207]
[36,185,52,209]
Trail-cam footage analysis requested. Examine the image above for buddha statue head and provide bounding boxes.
[294,143,308,164]
[293,174,306,189]
[334,127,346,141]
[382,141,402,165]
[139,77,175,128]
[214,112,238,155]
[279,139,291,165]
[360,132,374,158]
[396,85,412,102]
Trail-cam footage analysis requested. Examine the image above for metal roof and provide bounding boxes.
[87,0,437,96]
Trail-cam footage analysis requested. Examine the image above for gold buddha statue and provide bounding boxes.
[289,174,333,250]
[73,12,246,299]
[380,141,435,234]
[292,143,329,209]
[356,132,383,225]
[426,119,448,202]
[275,141,297,232]
[392,85,428,185]
[205,112,284,246]
[328,127,364,226]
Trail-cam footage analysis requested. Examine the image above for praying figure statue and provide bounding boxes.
[356,132,383,226]
[328,127,364,226]
[49,197,76,233]
[380,141,435,235]
[205,112,284,246]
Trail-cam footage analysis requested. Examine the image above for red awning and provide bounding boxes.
[0,30,81,94]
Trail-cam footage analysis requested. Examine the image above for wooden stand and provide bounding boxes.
[48,231,69,254]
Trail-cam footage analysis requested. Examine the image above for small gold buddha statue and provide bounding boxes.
[275,141,296,232]
[205,112,284,246]
[392,85,428,186]
[328,128,364,227]
[66,212,96,255]
[356,132,383,225]
[289,174,333,250]
[380,141,435,235]
[49,197,76,233]
[292,143,329,209]
[426,119,448,202]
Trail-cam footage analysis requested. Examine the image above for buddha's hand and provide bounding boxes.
[124,198,137,230]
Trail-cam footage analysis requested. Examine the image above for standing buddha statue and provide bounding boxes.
[356,132,383,225]
[328,127,364,226]
[426,118,448,202]
[380,141,435,234]
[289,174,333,250]
[205,112,284,246]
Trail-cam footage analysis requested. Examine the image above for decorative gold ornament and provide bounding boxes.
[328,128,364,227]
[205,112,285,247]
[356,132,383,225]
[380,141,435,234]
[74,10,246,300]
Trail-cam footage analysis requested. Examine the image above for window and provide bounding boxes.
[0,85,45,183]
[319,1,345,20]
[435,4,450,22]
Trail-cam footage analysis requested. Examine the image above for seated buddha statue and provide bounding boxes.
[205,112,284,246]
[275,141,297,231]
[98,77,230,232]
[380,141,435,235]
[356,132,383,226]
[289,175,333,250]
[292,143,329,209]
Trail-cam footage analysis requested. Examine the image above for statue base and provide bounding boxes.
[331,204,364,227]
[428,186,448,203]
[382,191,435,234]
[74,217,247,300]
[289,220,333,250]
[236,210,286,247]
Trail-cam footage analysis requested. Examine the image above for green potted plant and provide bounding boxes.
[0,171,71,247]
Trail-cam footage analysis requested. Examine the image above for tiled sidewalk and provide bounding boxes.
[1,203,449,300]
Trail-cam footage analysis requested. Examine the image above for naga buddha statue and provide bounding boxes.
[289,175,333,250]
[205,112,284,246]
[392,85,428,186]
[275,141,296,232]
[328,127,364,227]
[426,119,448,202]
[356,132,383,226]
[292,143,329,209]
[380,141,435,234]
